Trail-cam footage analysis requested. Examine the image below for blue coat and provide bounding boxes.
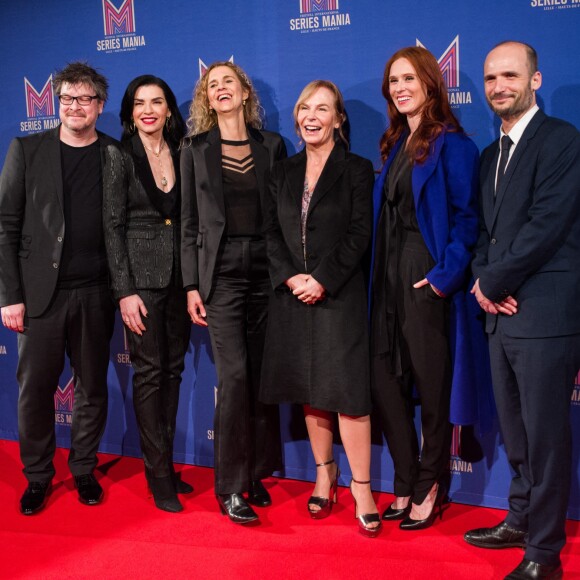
[370,130,494,429]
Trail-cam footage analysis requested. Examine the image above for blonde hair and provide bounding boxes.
[293,80,348,147]
[186,61,263,137]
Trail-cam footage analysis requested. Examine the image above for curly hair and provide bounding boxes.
[53,61,109,102]
[185,61,263,137]
[293,80,349,148]
[379,46,463,164]
[119,75,185,150]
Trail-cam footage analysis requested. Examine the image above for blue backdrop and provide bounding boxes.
[1,0,579,519]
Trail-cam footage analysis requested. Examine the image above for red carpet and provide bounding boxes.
[0,439,578,579]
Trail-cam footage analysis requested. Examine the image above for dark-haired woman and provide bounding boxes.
[370,47,481,530]
[181,62,285,524]
[103,75,192,512]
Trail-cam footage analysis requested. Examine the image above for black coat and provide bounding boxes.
[0,127,120,316]
[103,135,182,300]
[180,126,287,301]
[260,144,374,415]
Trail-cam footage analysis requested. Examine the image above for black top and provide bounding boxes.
[221,139,260,237]
[58,139,108,288]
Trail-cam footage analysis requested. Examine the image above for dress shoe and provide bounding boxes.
[217,493,258,524]
[504,558,563,579]
[149,475,183,513]
[464,521,527,549]
[20,481,52,515]
[74,474,104,505]
[400,484,448,531]
[247,479,271,507]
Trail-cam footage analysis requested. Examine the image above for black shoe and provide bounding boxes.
[464,521,527,549]
[400,484,448,531]
[217,493,258,524]
[247,480,271,507]
[504,558,562,579]
[20,481,52,515]
[149,475,183,513]
[170,467,194,495]
[382,498,411,521]
[74,474,103,505]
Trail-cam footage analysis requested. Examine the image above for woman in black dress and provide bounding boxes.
[181,62,285,524]
[103,75,192,512]
[261,80,381,537]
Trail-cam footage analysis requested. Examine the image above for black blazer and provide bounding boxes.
[0,126,120,317]
[263,143,373,296]
[103,135,182,300]
[180,126,287,301]
[472,110,580,337]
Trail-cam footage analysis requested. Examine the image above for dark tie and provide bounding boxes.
[495,135,513,195]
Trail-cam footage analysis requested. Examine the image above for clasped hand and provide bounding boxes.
[286,274,325,305]
[471,278,518,316]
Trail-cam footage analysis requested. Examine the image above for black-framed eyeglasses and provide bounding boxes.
[58,94,99,106]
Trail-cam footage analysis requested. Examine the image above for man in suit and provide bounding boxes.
[464,41,580,579]
[0,62,118,514]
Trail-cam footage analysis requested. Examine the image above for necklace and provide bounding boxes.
[143,139,168,188]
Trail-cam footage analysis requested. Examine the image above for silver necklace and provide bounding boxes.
[143,139,168,188]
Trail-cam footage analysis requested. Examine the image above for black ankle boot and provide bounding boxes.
[149,475,183,513]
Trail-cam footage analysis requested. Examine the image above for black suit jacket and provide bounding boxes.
[0,126,120,317]
[180,126,287,301]
[472,110,580,337]
[103,135,182,300]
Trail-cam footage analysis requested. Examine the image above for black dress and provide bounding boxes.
[260,145,374,416]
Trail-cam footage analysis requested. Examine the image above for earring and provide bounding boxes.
[165,116,171,129]
[130,120,136,133]
[242,100,246,107]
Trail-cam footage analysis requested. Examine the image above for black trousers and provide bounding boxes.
[17,285,115,482]
[489,320,580,566]
[126,285,190,478]
[372,237,451,504]
[205,238,282,495]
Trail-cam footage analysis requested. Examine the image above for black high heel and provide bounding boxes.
[382,497,412,521]
[399,484,448,531]
[170,466,194,495]
[307,459,339,519]
[148,475,183,513]
[349,478,382,538]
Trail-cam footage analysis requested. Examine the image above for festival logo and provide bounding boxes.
[448,425,473,474]
[116,326,131,366]
[54,376,74,427]
[416,35,472,108]
[0,344,6,355]
[290,0,351,33]
[572,371,580,407]
[20,75,59,134]
[199,55,234,79]
[96,0,146,54]
[530,0,580,11]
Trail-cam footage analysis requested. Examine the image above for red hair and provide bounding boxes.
[380,46,463,164]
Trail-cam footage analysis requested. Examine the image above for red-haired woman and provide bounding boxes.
[370,46,481,530]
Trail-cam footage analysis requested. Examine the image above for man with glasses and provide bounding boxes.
[0,62,119,514]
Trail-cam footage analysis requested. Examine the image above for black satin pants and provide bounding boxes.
[205,238,282,495]
[372,234,452,504]
[126,285,190,478]
[17,284,115,482]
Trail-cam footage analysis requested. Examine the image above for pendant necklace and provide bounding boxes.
[143,139,168,188]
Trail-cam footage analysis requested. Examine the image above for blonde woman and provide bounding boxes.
[181,61,286,524]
